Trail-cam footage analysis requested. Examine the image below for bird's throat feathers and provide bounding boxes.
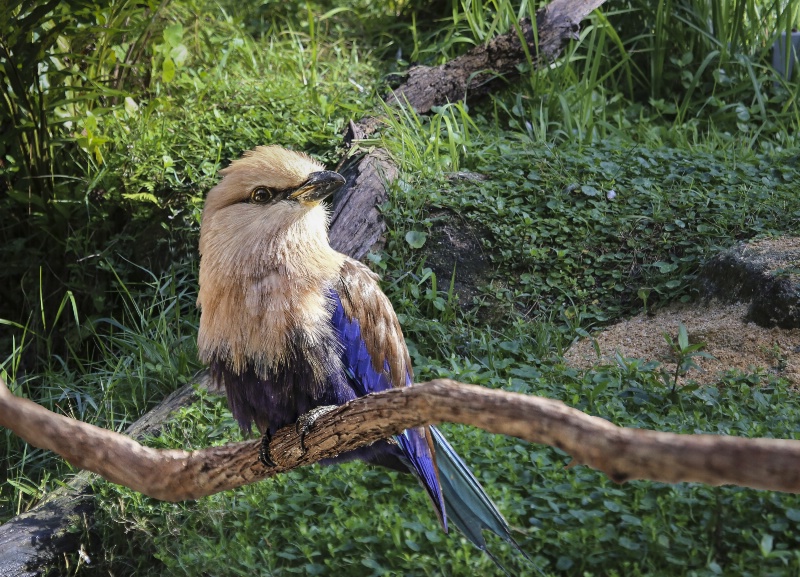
[197,200,346,378]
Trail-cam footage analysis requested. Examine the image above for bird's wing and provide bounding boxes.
[333,258,412,392]
[332,258,446,528]
[333,259,531,568]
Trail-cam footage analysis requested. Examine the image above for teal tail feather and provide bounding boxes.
[430,426,536,573]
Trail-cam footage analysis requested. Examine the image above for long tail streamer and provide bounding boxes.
[430,426,538,574]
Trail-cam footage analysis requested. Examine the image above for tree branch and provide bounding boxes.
[3,376,800,501]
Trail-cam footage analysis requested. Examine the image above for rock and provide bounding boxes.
[697,237,800,329]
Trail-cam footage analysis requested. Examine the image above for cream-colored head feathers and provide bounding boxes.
[202,146,325,215]
[197,146,346,376]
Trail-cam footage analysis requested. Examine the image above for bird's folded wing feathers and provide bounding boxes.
[331,258,447,528]
[334,258,412,391]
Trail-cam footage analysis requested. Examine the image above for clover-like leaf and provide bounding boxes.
[405,230,427,249]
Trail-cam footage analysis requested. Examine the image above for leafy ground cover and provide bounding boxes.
[2,0,800,575]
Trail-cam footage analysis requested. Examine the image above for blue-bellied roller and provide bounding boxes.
[197,145,527,565]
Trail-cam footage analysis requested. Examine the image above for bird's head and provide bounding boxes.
[199,145,346,278]
[202,145,345,234]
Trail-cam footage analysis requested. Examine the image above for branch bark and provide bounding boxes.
[3,376,800,501]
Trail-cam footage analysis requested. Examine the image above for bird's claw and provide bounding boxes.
[295,405,338,453]
[259,430,276,468]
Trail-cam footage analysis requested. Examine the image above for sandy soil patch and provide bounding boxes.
[565,302,800,385]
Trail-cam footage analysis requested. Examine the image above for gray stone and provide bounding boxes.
[698,237,800,329]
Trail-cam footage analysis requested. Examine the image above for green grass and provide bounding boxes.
[2,0,800,575]
[0,264,201,521]
[373,100,800,328]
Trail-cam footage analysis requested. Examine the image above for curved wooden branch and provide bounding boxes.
[3,375,800,502]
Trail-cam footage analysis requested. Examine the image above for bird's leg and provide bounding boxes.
[296,405,339,454]
[259,430,276,468]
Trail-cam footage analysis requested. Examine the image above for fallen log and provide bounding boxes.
[338,0,609,255]
[387,0,607,113]
[329,149,398,261]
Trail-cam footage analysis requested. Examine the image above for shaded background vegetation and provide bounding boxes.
[1,0,799,575]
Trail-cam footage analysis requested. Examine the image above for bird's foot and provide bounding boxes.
[259,430,276,468]
[295,405,338,453]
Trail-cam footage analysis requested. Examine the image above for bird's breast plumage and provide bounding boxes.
[201,256,412,434]
[208,286,352,434]
[198,205,345,375]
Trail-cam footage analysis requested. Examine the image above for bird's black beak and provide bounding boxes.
[289,170,346,204]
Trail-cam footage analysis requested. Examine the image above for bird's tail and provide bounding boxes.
[430,426,534,573]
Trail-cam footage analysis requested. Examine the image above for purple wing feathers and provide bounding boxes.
[329,289,447,530]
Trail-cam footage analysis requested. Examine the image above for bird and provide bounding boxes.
[196,145,527,565]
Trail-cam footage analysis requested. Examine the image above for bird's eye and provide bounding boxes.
[250,187,274,204]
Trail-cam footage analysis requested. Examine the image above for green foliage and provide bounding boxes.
[441,0,800,146]
[0,0,380,357]
[0,0,154,198]
[2,0,800,576]
[588,0,800,141]
[377,99,479,175]
[0,0,171,347]
[0,264,201,521]
[660,323,714,394]
[634,0,800,98]
[375,104,800,324]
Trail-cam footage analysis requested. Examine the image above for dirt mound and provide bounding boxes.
[565,302,800,385]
